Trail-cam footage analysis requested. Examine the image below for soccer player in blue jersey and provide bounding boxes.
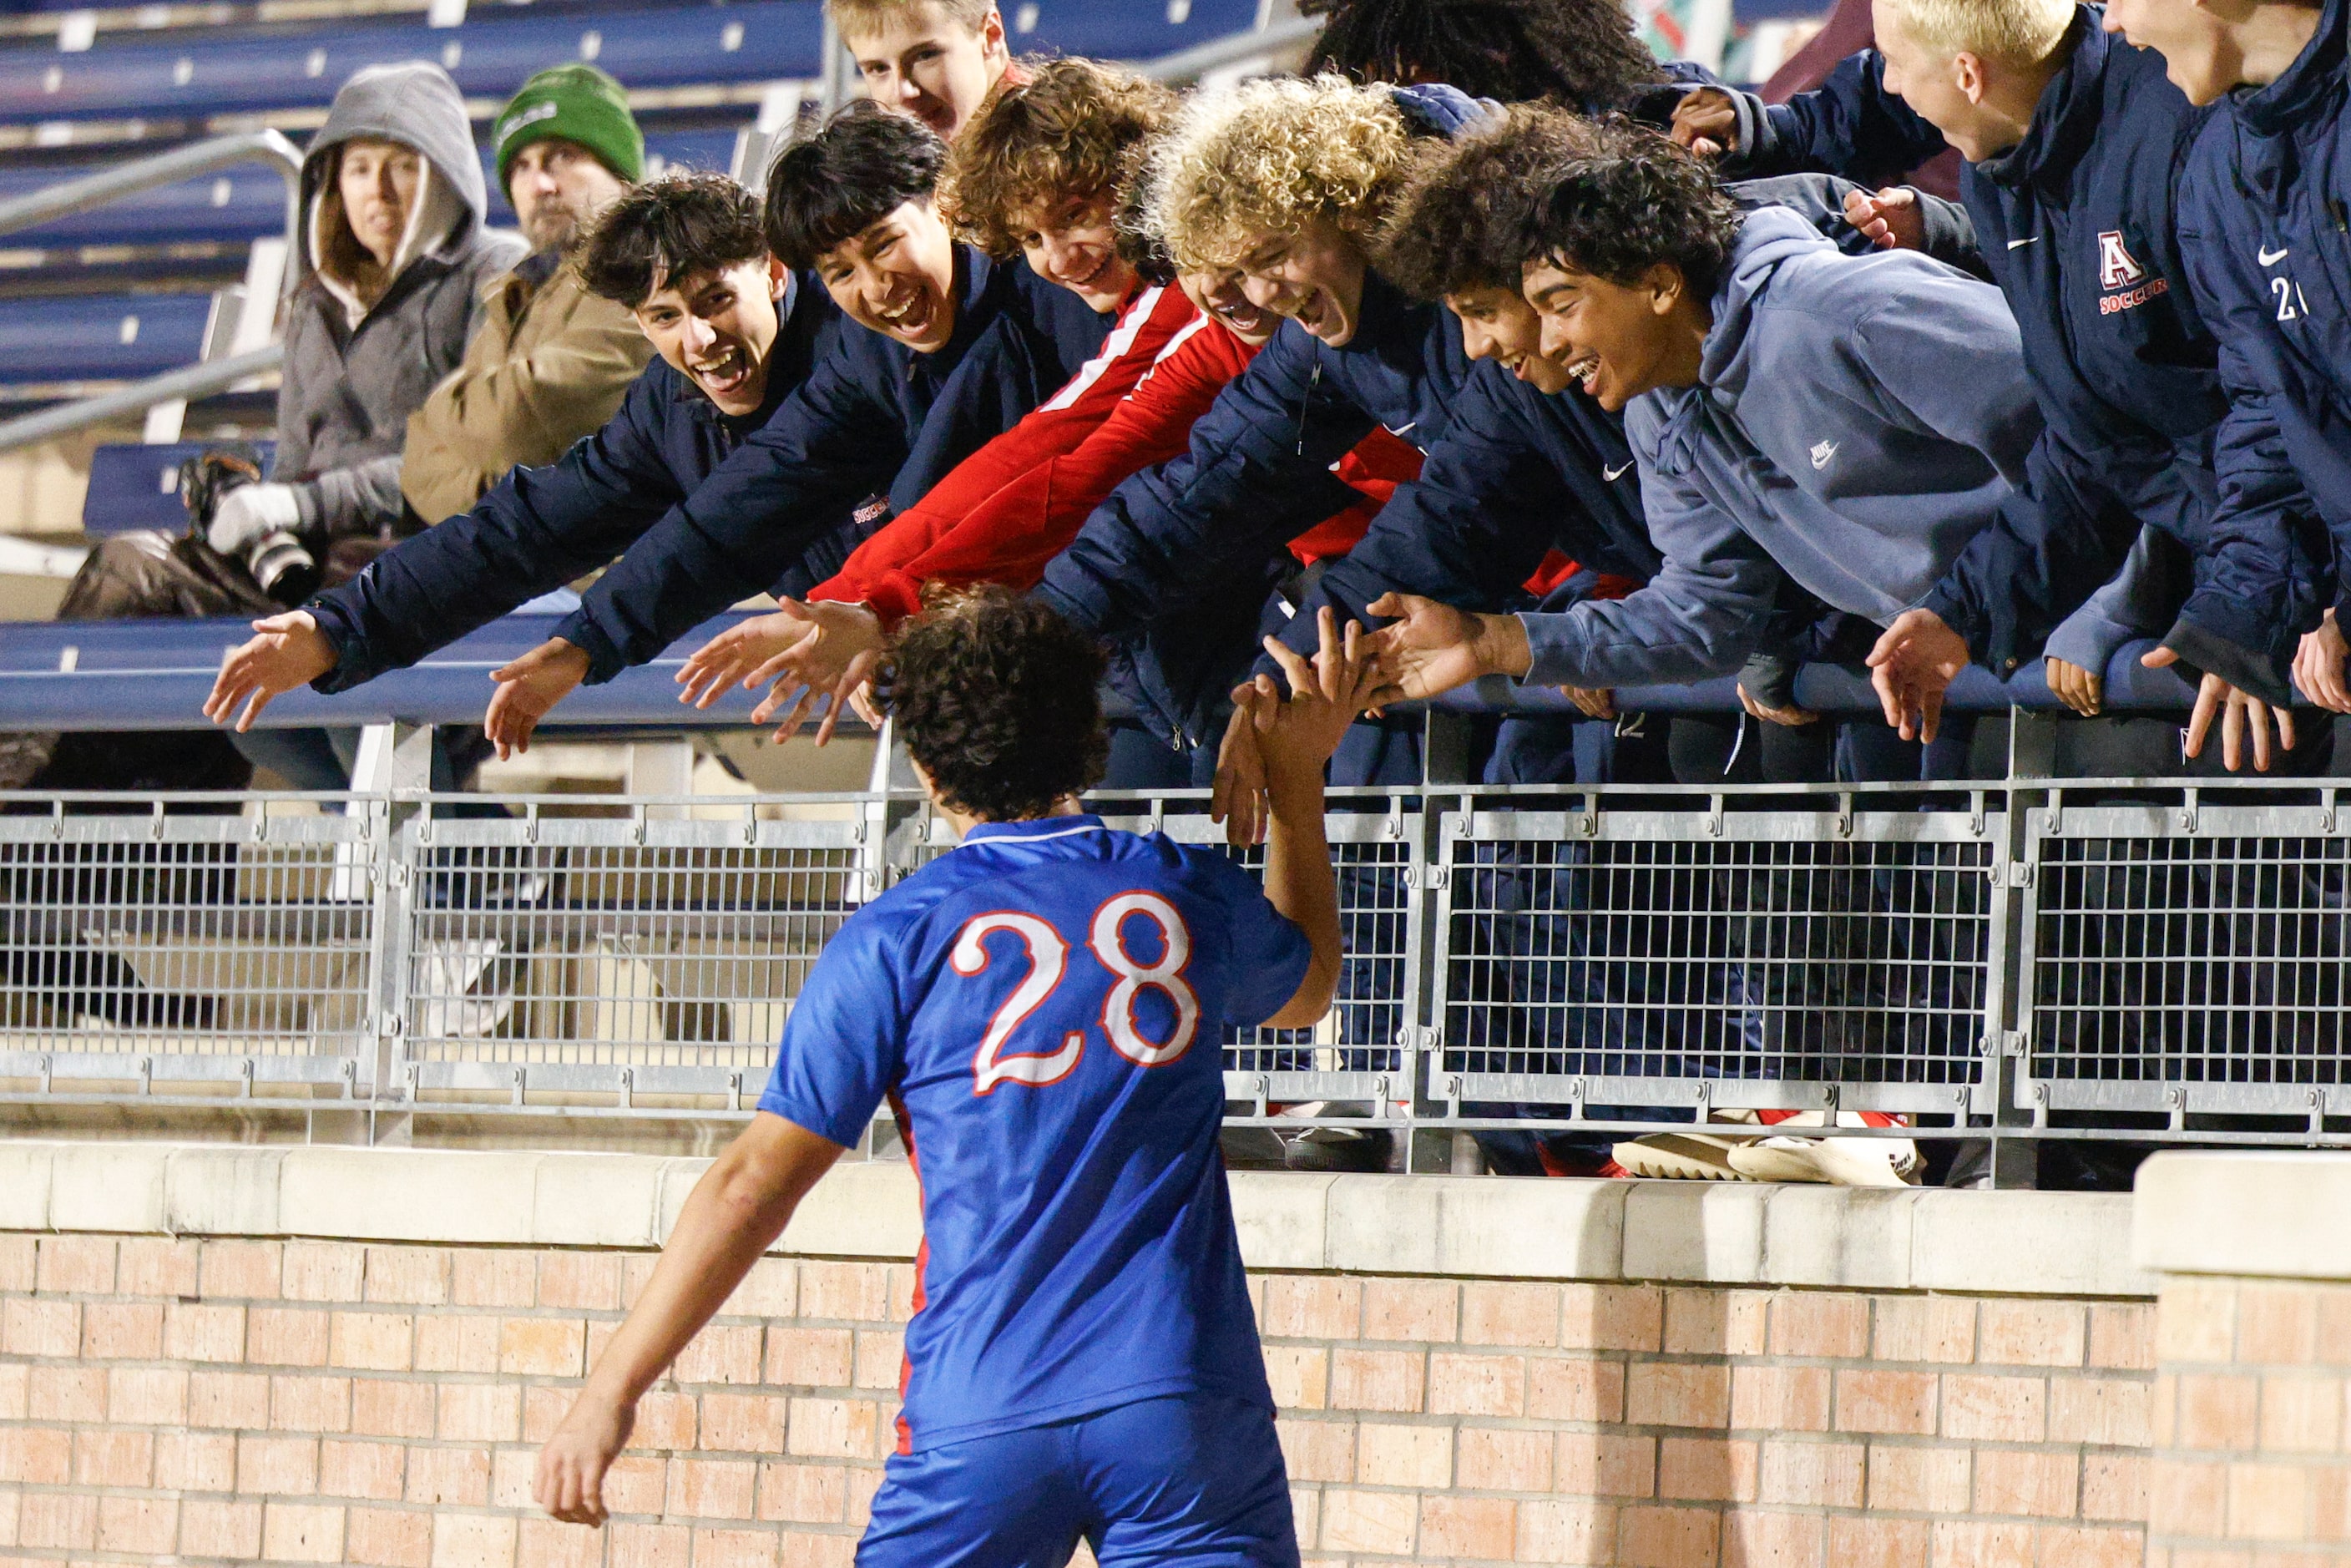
[533,589,1367,1565]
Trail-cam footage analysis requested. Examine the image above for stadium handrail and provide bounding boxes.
[0,613,2210,731]
[0,129,298,453]
[0,127,299,245]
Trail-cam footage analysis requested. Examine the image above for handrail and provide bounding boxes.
[0,344,282,453]
[0,128,301,248]
[0,130,301,449]
[1140,13,1322,80]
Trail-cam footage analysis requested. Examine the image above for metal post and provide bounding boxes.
[1404,711,1474,1171]
[1975,708,2060,1190]
[359,723,433,1146]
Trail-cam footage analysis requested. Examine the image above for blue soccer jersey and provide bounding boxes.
[759,814,1311,1454]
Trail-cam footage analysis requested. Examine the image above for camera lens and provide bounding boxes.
[244,530,320,604]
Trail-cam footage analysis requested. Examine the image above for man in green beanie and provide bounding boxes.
[401,63,654,524]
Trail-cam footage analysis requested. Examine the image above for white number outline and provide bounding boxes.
[1089,891,1201,1069]
[2274,276,2312,322]
[951,911,1084,1096]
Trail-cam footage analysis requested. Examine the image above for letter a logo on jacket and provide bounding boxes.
[2097,231,2147,289]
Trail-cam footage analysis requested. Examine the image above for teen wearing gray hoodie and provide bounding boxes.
[1364,134,2042,724]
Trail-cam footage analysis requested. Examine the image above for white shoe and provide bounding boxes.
[1611,1131,1762,1181]
[1725,1135,1922,1186]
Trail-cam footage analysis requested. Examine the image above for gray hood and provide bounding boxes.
[296,62,488,316]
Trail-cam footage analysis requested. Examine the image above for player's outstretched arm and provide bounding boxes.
[534,1114,845,1527]
[1251,607,1378,1029]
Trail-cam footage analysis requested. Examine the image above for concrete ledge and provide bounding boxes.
[0,1142,2153,1295]
[2135,1150,2351,1282]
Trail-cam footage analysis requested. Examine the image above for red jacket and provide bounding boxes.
[811,293,1435,624]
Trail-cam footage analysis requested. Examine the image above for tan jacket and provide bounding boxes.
[398,255,652,524]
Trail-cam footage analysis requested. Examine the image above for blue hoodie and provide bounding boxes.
[2172,0,2351,698]
[558,246,1111,682]
[1519,205,2041,689]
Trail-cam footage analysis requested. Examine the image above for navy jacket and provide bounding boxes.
[557,247,1111,680]
[1725,13,2293,690]
[2174,0,2351,687]
[1033,84,1494,645]
[308,271,840,692]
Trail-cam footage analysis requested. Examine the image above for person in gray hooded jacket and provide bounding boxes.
[1358,125,2042,766]
[205,60,528,574]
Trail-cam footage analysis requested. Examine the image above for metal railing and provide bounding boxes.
[0,129,297,452]
[8,770,2351,1171]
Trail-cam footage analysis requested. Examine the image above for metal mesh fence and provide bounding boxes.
[1435,804,1996,1113]
[9,782,2351,1143]
[2026,796,2351,1113]
[0,798,372,1087]
[398,812,867,1099]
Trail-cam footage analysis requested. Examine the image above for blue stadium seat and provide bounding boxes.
[0,292,210,387]
[0,0,1259,126]
[0,129,740,251]
[79,440,277,538]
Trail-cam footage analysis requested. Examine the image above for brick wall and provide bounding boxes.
[2146,1277,2351,1560]
[0,1229,2156,1568]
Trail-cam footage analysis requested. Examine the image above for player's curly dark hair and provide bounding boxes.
[1376,104,1597,301]
[579,170,766,308]
[1519,122,1739,301]
[1303,0,1663,112]
[765,100,948,271]
[882,586,1109,822]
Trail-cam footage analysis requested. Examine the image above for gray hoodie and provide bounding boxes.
[276,62,527,538]
[1520,204,2042,690]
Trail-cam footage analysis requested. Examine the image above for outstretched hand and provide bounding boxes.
[486,638,591,760]
[2143,644,2296,772]
[1670,87,1737,158]
[1359,592,1532,706]
[533,1388,635,1527]
[1842,185,1926,251]
[204,611,336,733]
[1867,608,1971,745]
[2293,608,2351,714]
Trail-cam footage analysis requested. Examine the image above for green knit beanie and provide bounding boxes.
[493,64,644,192]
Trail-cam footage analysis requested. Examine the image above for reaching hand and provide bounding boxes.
[1254,608,1379,788]
[2143,644,2297,772]
[1560,685,1616,721]
[204,611,336,732]
[1842,185,1927,252]
[486,638,591,761]
[674,605,818,710]
[1737,681,1818,727]
[748,602,887,746]
[1210,689,1272,849]
[1670,87,1737,158]
[2045,655,2103,717]
[2293,608,2351,713]
[1867,608,1971,745]
[533,1389,635,1527]
[1360,593,1532,705]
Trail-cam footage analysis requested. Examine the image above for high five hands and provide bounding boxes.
[671,598,887,746]
[1210,608,1382,848]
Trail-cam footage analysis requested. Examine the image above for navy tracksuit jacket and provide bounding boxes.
[554,247,1110,682]
[306,271,843,691]
[2174,0,2351,677]
[1720,9,2306,698]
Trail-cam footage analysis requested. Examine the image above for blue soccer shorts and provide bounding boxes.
[856,1392,1299,1568]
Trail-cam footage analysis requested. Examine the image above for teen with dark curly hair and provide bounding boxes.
[537,590,1369,1568]
[1303,0,1706,120]
[1363,127,2043,762]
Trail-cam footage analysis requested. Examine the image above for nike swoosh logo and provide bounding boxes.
[1602,461,1634,482]
[2260,245,2291,266]
[2006,237,2038,249]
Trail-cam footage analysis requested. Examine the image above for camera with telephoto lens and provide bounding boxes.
[179,444,319,604]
